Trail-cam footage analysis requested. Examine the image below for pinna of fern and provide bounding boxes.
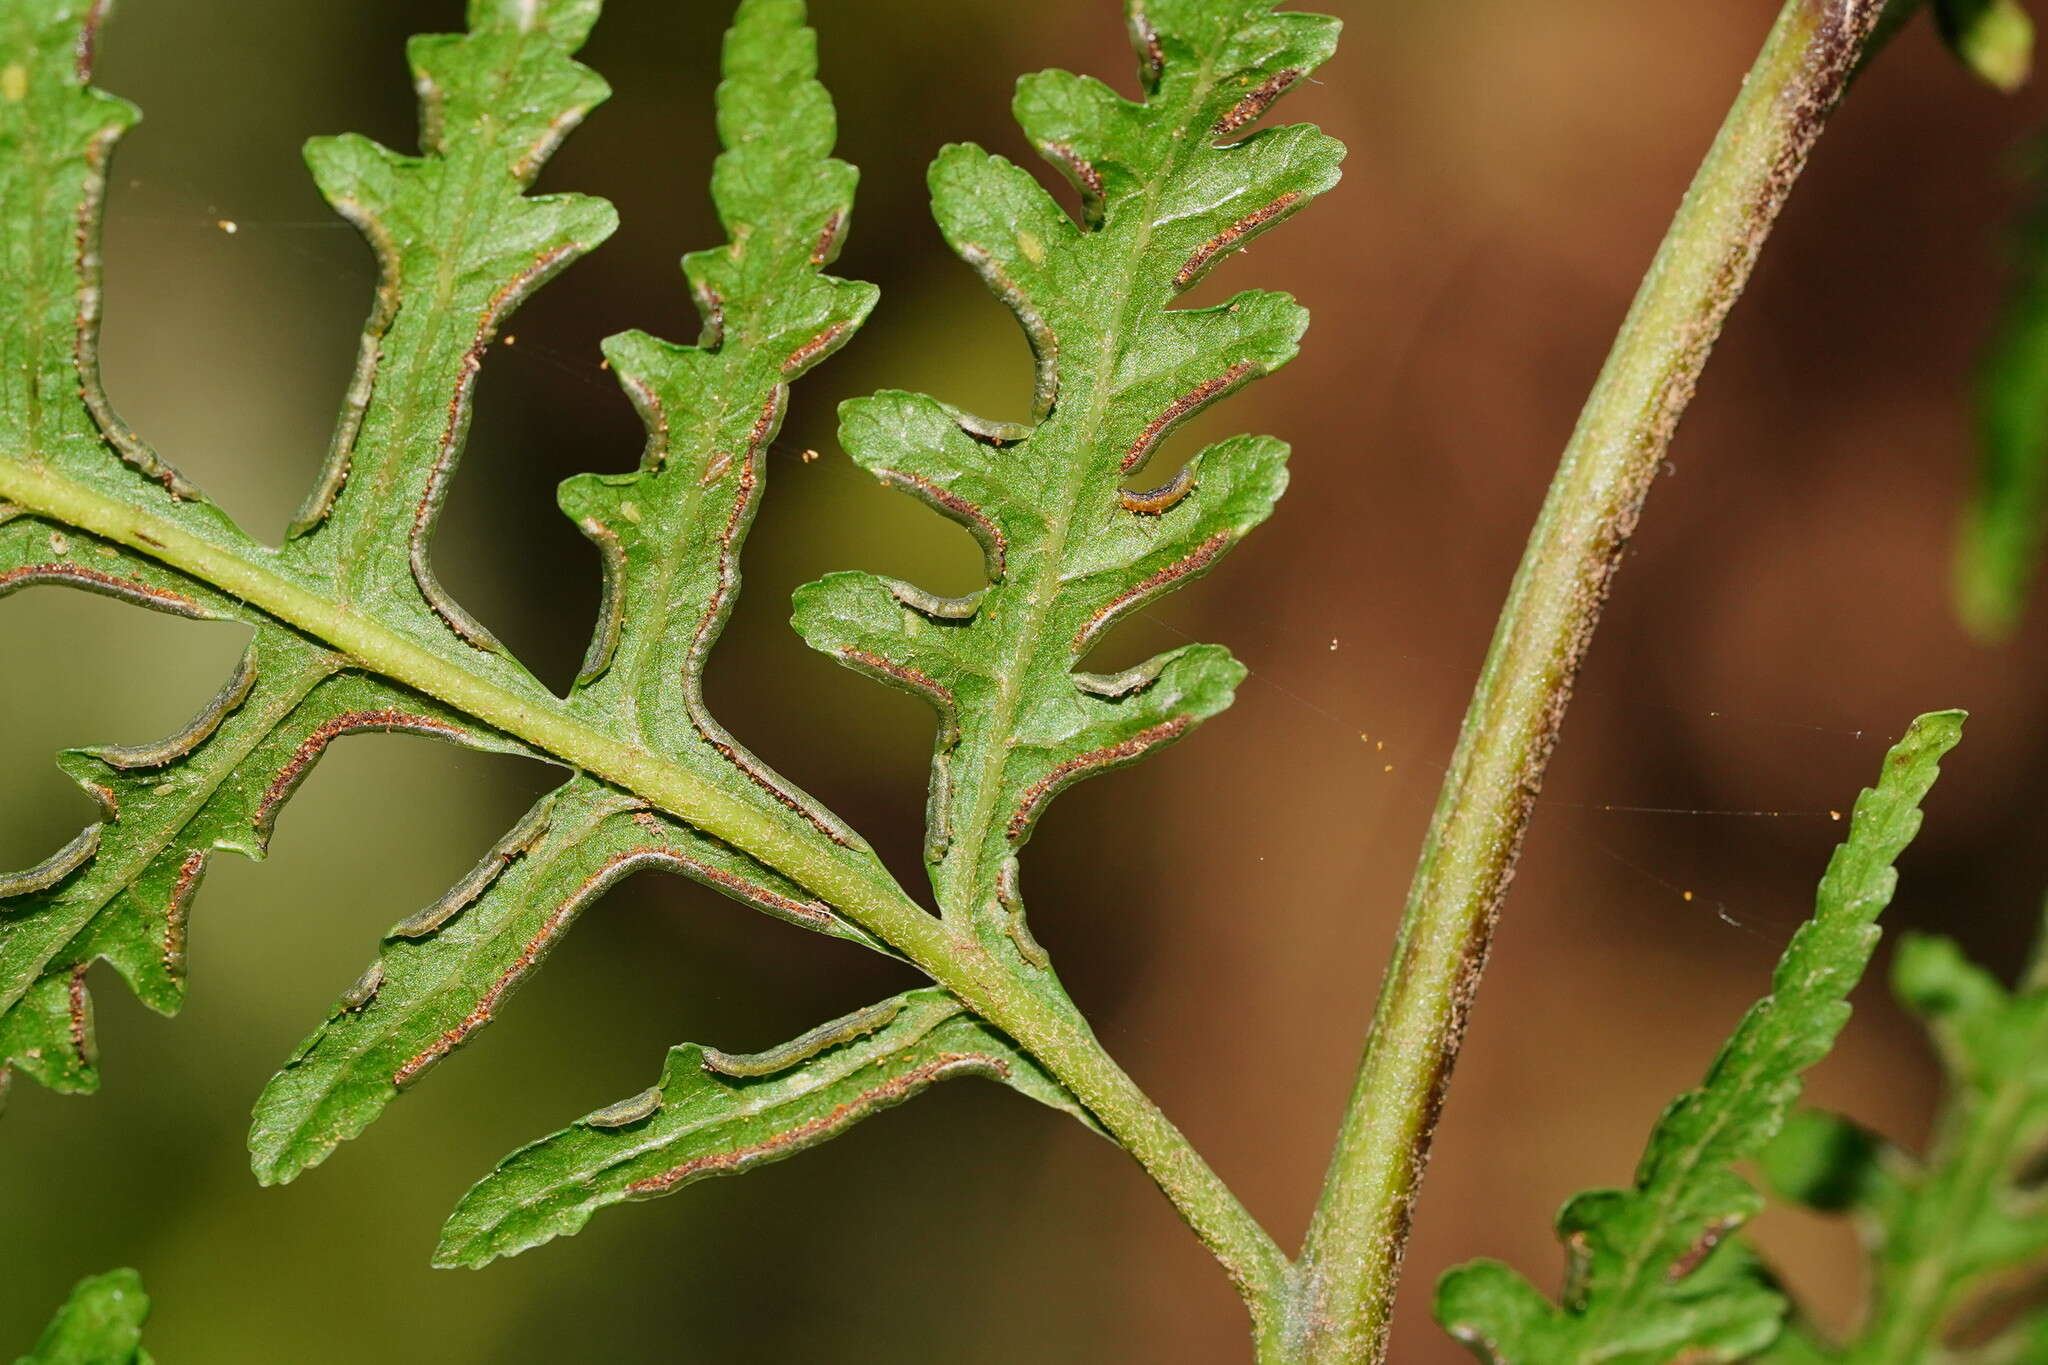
[0,0,1343,1291]
[445,0,1345,1263]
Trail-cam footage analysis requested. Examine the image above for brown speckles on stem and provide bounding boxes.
[1005,717,1192,842]
[623,1054,1004,1194]
[1124,363,1258,474]
[1212,70,1302,139]
[1298,5,1894,1358]
[1174,193,1303,291]
[1074,533,1232,651]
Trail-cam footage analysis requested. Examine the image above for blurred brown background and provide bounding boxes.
[5,0,2048,1360]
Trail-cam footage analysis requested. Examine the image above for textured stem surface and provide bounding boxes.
[1293,3,1884,1359]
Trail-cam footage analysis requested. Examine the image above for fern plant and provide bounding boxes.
[4,0,2046,1360]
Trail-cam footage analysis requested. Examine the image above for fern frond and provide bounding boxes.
[436,987,1095,1267]
[0,0,600,1098]
[1434,711,1967,1365]
[0,0,1328,1294]
[792,0,1344,971]
[247,0,885,1184]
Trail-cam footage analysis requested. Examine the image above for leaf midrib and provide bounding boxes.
[934,56,1226,926]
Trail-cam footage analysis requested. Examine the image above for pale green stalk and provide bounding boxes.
[1292,3,1887,1360]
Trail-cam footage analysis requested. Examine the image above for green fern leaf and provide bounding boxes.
[246,0,884,1184]
[1759,920,2048,1362]
[13,1269,151,1365]
[791,0,1343,970]
[1957,138,2048,639]
[1434,710,1967,1365]
[0,0,605,1098]
[435,987,1092,1267]
[1936,0,2034,91]
[1871,1,2034,90]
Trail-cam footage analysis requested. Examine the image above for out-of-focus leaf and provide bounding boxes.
[1870,1,2034,90]
[1939,0,2035,91]
[1435,711,1967,1364]
[1957,139,2048,639]
[14,1269,151,1365]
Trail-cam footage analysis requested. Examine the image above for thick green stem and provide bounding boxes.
[1292,3,1885,1359]
[0,455,1285,1317]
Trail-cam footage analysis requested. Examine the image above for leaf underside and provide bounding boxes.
[437,986,1094,1267]
[246,0,898,1189]
[1,0,1345,1272]
[13,1269,152,1365]
[0,0,573,1101]
[1435,711,1967,1365]
[433,0,1346,1260]
[1936,0,2035,91]
[0,0,933,1191]
[792,0,1343,987]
